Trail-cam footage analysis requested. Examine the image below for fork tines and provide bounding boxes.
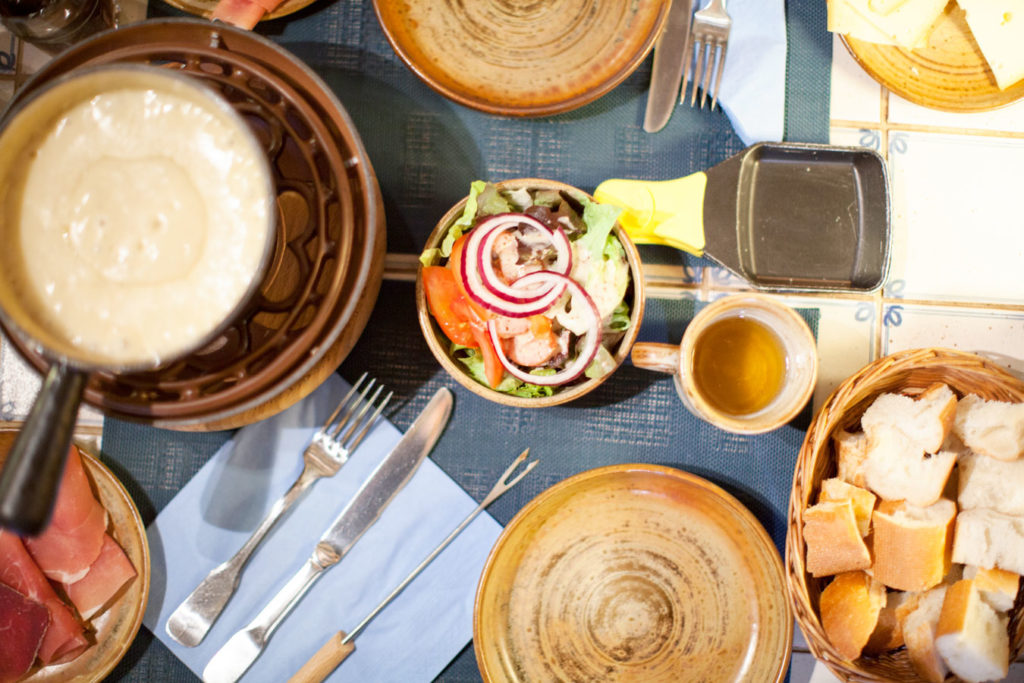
[681,0,732,111]
[317,373,392,455]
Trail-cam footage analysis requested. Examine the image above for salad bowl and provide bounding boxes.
[416,178,645,407]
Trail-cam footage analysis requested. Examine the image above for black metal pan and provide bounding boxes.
[595,142,890,292]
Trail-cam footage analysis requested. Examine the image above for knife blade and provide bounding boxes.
[201,386,454,683]
[643,0,695,133]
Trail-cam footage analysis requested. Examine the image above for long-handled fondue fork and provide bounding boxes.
[287,448,538,683]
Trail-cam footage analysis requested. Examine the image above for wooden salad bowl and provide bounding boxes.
[416,178,645,408]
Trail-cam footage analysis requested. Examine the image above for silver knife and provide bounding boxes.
[643,0,696,133]
[201,387,453,683]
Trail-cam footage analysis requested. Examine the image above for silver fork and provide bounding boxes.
[681,0,732,110]
[165,373,392,648]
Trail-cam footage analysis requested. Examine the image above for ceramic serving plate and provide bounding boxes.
[372,0,671,116]
[0,432,151,683]
[474,464,791,682]
[841,4,1024,112]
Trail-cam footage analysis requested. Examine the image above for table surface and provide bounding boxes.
[5,0,1024,681]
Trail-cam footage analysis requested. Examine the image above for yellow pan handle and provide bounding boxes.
[594,173,708,257]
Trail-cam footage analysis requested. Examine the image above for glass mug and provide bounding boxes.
[632,294,818,434]
[0,0,115,53]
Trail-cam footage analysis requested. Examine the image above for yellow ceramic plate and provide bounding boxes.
[0,433,151,683]
[841,3,1024,112]
[474,464,791,682]
[372,0,671,116]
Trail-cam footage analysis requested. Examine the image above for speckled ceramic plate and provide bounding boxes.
[474,464,791,682]
[0,433,151,683]
[372,0,671,116]
[841,2,1024,112]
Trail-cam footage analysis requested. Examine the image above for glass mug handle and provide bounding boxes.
[631,342,681,375]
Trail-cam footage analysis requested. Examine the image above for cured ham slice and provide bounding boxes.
[0,531,87,664]
[0,582,48,683]
[211,0,266,30]
[62,533,136,621]
[24,445,107,584]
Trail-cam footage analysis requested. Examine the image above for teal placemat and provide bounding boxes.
[784,0,832,143]
[113,1,832,680]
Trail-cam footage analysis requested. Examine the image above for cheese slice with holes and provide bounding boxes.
[835,0,948,48]
[829,0,928,46]
[957,1,1024,89]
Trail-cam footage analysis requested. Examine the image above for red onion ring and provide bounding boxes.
[459,214,568,317]
[486,272,602,386]
[477,220,572,302]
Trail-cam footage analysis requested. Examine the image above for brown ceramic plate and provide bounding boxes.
[372,0,671,116]
[841,3,1024,111]
[0,432,151,682]
[474,464,791,682]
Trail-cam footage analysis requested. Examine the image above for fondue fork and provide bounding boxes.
[166,374,391,648]
[287,448,538,683]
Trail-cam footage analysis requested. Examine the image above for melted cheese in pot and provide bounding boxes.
[5,85,272,366]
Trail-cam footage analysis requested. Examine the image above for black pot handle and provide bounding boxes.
[0,362,88,536]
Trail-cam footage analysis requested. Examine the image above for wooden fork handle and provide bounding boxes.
[288,630,355,683]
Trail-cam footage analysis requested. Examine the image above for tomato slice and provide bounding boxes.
[422,266,477,347]
[469,322,505,389]
[448,235,493,322]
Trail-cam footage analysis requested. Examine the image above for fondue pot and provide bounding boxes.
[0,65,276,535]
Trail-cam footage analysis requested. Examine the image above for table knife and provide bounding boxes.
[201,386,453,683]
[643,0,695,133]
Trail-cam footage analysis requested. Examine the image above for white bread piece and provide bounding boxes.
[872,499,956,591]
[861,382,957,454]
[897,585,950,683]
[953,508,1024,576]
[834,428,869,488]
[819,570,887,661]
[953,393,1024,462]
[956,0,1024,90]
[864,589,911,654]
[819,477,877,536]
[935,579,1010,683]
[964,565,1021,613]
[803,500,872,577]
[863,428,957,506]
[958,451,1024,515]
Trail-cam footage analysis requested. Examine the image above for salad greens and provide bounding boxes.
[422,181,634,397]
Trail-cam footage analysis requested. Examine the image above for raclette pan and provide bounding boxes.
[595,142,891,292]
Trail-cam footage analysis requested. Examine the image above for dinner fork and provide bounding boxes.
[165,373,392,648]
[681,0,732,110]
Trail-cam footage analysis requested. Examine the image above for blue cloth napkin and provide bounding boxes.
[143,374,503,682]
[713,0,788,144]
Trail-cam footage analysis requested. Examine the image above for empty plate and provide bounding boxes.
[372,0,671,116]
[474,464,791,682]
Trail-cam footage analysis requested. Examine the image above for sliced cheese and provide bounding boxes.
[838,0,948,48]
[957,1,1024,90]
[830,0,909,45]
[870,0,912,15]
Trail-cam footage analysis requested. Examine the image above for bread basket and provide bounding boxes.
[787,347,1024,682]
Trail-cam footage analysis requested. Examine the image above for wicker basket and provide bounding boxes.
[787,347,1024,682]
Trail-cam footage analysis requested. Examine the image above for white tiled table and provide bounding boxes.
[791,34,1024,683]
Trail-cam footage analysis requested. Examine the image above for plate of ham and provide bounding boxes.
[0,439,149,683]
